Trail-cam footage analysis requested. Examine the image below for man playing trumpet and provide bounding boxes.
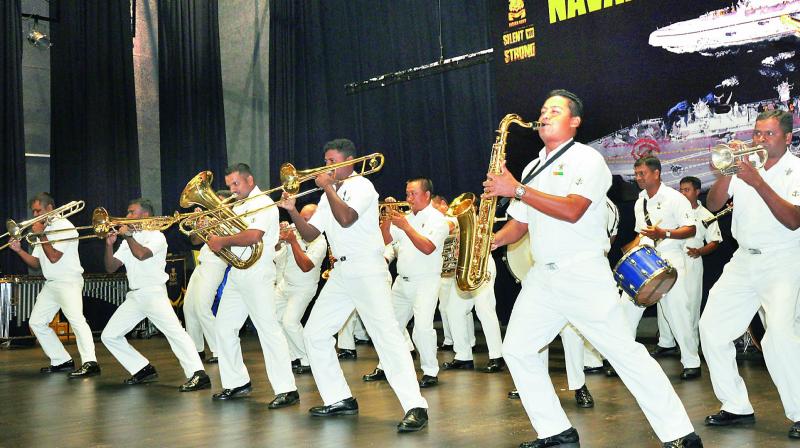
[9,192,99,378]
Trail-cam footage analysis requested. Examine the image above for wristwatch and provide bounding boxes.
[514,184,526,201]
[664,230,671,239]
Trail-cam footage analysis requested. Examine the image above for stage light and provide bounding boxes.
[27,19,52,48]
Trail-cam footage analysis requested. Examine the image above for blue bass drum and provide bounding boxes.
[613,245,677,308]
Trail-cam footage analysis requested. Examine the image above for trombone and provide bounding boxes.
[711,141,768,175]
[0,200,85,251]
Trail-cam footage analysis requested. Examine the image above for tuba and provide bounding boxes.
[448,114,539,291]
[178,171,263,269]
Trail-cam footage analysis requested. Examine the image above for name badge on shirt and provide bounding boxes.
[552,163,565,176]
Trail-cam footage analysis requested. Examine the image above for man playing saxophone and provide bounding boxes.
[483,90,700,448]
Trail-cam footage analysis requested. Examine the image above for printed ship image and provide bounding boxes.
[649,0,800,56]
[589,87,800,191]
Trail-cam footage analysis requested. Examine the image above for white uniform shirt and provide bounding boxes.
[308,174,384,259]
[507,139,612,264]
[634,182,695,255]
[728,150,800,249]
[32,217,83,282]
[114,230,168,290]
[389,203,450,277]
[197,243,228,268]
[686,202,722,250]
[275,234,328,286]
[232,185,279,271]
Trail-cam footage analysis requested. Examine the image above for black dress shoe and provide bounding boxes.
[69,361,101,378]
[294,364,312,374]
[574,384,594,408]
[704,410,755,426]
[362,367,387,382]
[41,359,75,373]
[650,345,679,357]
[680,367,701,380]
[268,390,300,409]
[291,358,301,369]
[179,370,211,392]
[397,407,428,432]
[438,343,454,352]
[212,382,252,400]
[604,360,618,377]
[124,364,158,385]
[483,357,505,373]
[206,356,219,364]
[442,359,474,370]
[508,389,520,399]
[354,337,371,345]
[583,365,604,374]
[789,421,800,439]
[663,431,703,447]
[520,427,579,447]
[418,375,438,388]
[337,349,357,360]
[309,397,359,416]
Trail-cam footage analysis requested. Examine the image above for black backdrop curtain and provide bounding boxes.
[268,1,529,321]
[50,0,141,273]
[158,0,228,253]
[1,0,29,275]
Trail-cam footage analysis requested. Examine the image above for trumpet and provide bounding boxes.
[711,141,768,175]
[379,200,411,219]
[0,200,85,251]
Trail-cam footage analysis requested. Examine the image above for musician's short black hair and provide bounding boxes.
[680,176,701,190]
[756,109,793,134]
[129,198,154,216]
[225,163,254,178]
[29,192,54,209]
[323,139,356,158]
[634,155,661,173]
[547,89,583,118]
[408,177,433,193]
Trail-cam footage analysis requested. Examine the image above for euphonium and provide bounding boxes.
[178,171,263,269]
[448,114,538,291]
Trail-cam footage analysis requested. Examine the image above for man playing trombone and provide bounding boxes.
[205,163,299,409]
[8,192,99,378]
[279,138,429,432]
[102,198,210,391]
[700,110,800,439]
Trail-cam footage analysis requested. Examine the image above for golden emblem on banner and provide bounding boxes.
[508,0,526,26]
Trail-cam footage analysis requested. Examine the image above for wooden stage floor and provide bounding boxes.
[0,334,794,448]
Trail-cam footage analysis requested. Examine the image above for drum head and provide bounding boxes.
[634,268,677,307]
[503,233,534,283]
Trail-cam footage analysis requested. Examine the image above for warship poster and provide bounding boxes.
[491,0,800,194]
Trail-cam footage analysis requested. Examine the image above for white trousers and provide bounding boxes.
[215,264,296,392]
[274,281,317,365]
[30,280,96,365]
[699,247,800,421]
[378,274,441,377]
[184,262,227,356]
[560,324,595,390]
[303,256,427,412]
[621,251,701,368]
[503,256,694,442]
[658,256,703,348]
[438,277,474,346]
[101,286,202,377]
[337,311,369,350]
[447,275,502,361]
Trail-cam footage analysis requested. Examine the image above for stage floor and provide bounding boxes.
[0,334,793,448]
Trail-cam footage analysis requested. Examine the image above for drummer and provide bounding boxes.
[621,156,701,380]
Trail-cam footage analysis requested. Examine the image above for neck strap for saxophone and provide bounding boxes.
[499,139,576,207]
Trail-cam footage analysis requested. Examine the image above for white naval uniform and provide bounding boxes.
[621,182,701,369]
[699,151,800,422]
[561,197,619,384]
[377,203,449,377]
[29,217,96,365]
[274,233,327,366]
[658,202,721,348]
[503,139,694,441]
[304,174,427,412]
[447,257,503,362]
[214,186,296,393]
[101,230,203,377]
[184,245,228,357]
[337,310,370,350]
